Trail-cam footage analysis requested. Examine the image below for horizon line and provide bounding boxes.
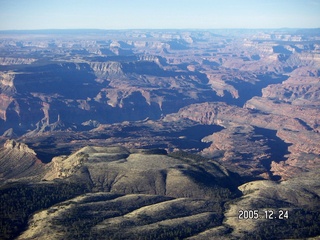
[0,27,319,32]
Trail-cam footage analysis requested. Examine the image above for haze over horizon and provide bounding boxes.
[0,0,319,30]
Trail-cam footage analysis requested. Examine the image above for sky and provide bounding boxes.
[0,0,319,30]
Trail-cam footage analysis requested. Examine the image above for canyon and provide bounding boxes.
[0,29,319,239]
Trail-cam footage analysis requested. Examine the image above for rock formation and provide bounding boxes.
[0,140,44,183]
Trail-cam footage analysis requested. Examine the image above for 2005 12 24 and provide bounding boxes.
[238,209,289,220]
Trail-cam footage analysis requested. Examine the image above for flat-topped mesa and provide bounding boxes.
[4,139,36,155]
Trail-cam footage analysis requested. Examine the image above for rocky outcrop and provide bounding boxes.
[4,139,36,155]
[0,140,45,182]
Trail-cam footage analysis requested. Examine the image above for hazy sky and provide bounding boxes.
[0,0,319,30]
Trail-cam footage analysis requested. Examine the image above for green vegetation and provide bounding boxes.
[0,181,90,240]
[48,196,221,239]
[169,151,242,196]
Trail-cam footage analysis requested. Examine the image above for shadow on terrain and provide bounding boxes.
[225,74,289,107]
[253,127,292,180]
[160,124,224,151]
